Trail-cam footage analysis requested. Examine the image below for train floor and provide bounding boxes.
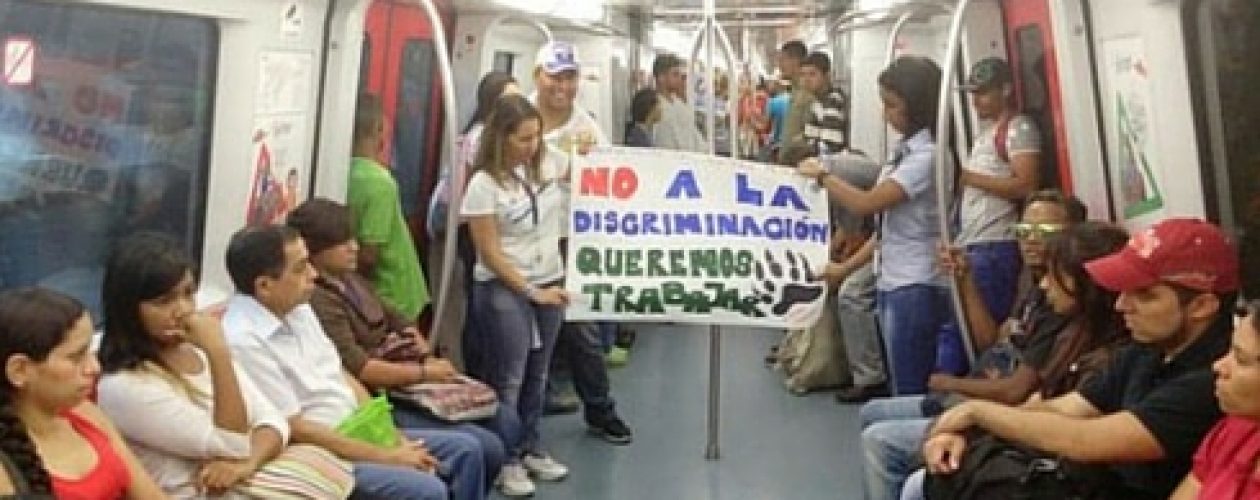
[516,324,867,499]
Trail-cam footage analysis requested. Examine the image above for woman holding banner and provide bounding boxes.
[798,56,951,396]
[461,94,571,492]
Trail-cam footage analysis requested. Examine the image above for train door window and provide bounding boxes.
[1188,0,1260,297]
[1012,25,1060,190]
[392,39,435,216]
[0,1,216,318]
[493,51,516,74]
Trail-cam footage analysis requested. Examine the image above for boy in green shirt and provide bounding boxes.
[347,94,429,319]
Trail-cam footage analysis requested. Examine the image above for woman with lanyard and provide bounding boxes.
[798,56,951,396]
[460,93,572,486]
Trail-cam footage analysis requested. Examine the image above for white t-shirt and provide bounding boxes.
[97,348,290,499]
[461,153,567,285]
[532,99,610,238]
[958,114,1042,244]
[653,94,707,153]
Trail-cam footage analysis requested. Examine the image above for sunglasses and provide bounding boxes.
[1014,223,1064,240]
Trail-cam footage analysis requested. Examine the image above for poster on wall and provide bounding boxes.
[246,50,312,225]
[565,147,831,329]
[245,115,303,226]
[1102,36,1164,220]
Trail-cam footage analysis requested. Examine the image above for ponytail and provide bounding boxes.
[0,400,52,493]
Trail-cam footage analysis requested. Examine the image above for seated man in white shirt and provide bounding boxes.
[220,225,487,500]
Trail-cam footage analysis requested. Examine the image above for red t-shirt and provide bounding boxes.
[1192,416,1260,499]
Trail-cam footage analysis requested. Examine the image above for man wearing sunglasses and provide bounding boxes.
[857,189,1084,500]
[941,58,1045,374]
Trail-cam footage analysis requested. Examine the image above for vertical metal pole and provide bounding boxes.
[415,0,461,342]
[705,17,717,156]
[712,22,742,158]
[702,0,722,462]
[706,323,721,460]
[933,0,978,368]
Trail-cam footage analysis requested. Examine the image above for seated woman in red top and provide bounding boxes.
[0,288,165,499]
[1171,300,1260,499]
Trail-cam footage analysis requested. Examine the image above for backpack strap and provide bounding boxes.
[994,115,1013,164]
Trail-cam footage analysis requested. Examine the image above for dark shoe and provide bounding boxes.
[614,327,637,348]
[587,415,633,445]
[834,384,889,404]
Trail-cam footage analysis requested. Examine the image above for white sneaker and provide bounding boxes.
[497,463,535,497]
[522,453,569,481]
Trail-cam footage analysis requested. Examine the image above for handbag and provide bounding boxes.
[234,444,355,499]
[335,394,401,448]
[924,432,1111,500]
[391,375,500,423]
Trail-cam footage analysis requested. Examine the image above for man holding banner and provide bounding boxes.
[530,41,633,445]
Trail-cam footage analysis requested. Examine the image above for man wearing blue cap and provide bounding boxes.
[530,41,634,448]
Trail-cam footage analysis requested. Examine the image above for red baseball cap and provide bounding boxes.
[1084,218,1239,293]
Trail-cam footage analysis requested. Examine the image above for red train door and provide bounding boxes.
[361,0,453,239]
[1000,0,1073,191]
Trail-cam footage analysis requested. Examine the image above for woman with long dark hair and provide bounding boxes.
[799,56,951,395]
[0,288,165,498]
[95,233,332,498]
[461,94,571,488]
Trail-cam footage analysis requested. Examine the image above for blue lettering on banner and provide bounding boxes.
[664,169,702,199]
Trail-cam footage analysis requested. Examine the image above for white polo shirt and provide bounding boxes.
[221,294,358,428]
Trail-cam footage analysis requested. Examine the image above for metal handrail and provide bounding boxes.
[932,0,977,368]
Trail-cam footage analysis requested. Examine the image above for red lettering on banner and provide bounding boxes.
[580,166,639,199]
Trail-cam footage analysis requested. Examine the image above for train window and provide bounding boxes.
[0,1,216,317]
[1011,25,1060,190]
[392,38,435,217]
[1189,0,1260,298]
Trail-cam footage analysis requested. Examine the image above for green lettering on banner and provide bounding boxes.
[624,249,643,277]
[688,249,718,278]
[582,283,613,311]
[614,286,640,313]
[706,282,742,311]
[736,250,754,276]
[718,250,736,278]
[576,247,601,276]
[662,282,687,305]
[636,288,665,313]
[684,289,711,313]
[669,250,687,276]
[646,249,667,276]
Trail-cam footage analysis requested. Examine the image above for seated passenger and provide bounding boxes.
[287,198,525,496]
[1170,301,1260,499]
[862,219,1127,500]
[96,233,340,498]
[920,218,1238,499]
[0,288,166,498]
[218,225,487,500]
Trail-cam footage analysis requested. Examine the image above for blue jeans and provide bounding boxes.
[351,428,484,500]
[878,285,950,395]
[935,241,1023,374]
[900,469,926,500]
[392,403,519,484]
[860,396,931,500]
[471,280,564,457]
[551,321,619,423]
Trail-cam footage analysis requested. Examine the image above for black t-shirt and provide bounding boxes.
[1078,324,1229,499]
[1012,288,1069,370]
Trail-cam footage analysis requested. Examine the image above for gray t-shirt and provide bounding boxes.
[821,151,881,235]
[958,114,1041,244]
[877,129,947,291]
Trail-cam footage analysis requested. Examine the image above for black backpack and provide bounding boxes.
[924,432,1112,500]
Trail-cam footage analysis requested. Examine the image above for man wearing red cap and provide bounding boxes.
[917,218,1238,499]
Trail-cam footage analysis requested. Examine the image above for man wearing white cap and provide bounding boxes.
[530,41,634,447]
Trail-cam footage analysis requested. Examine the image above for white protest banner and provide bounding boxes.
[565,146,831,329]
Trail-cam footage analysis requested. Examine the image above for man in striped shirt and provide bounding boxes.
[782,51,849,166]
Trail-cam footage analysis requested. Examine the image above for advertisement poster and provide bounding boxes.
[245,115,303,226]
[565,147,831,329]
[1102,36,1164,220]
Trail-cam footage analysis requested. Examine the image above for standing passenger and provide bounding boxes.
[776,40,814,165]
[626,88,661,148]
[651,53,706,152]
[799,56,951,396]
[348,95,429,322]
[529,42,634,445]
[462,94,572,483]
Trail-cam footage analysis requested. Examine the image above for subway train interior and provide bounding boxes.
[0,0,1258,498]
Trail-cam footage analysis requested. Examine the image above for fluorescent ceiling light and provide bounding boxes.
[493,0,604,22]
